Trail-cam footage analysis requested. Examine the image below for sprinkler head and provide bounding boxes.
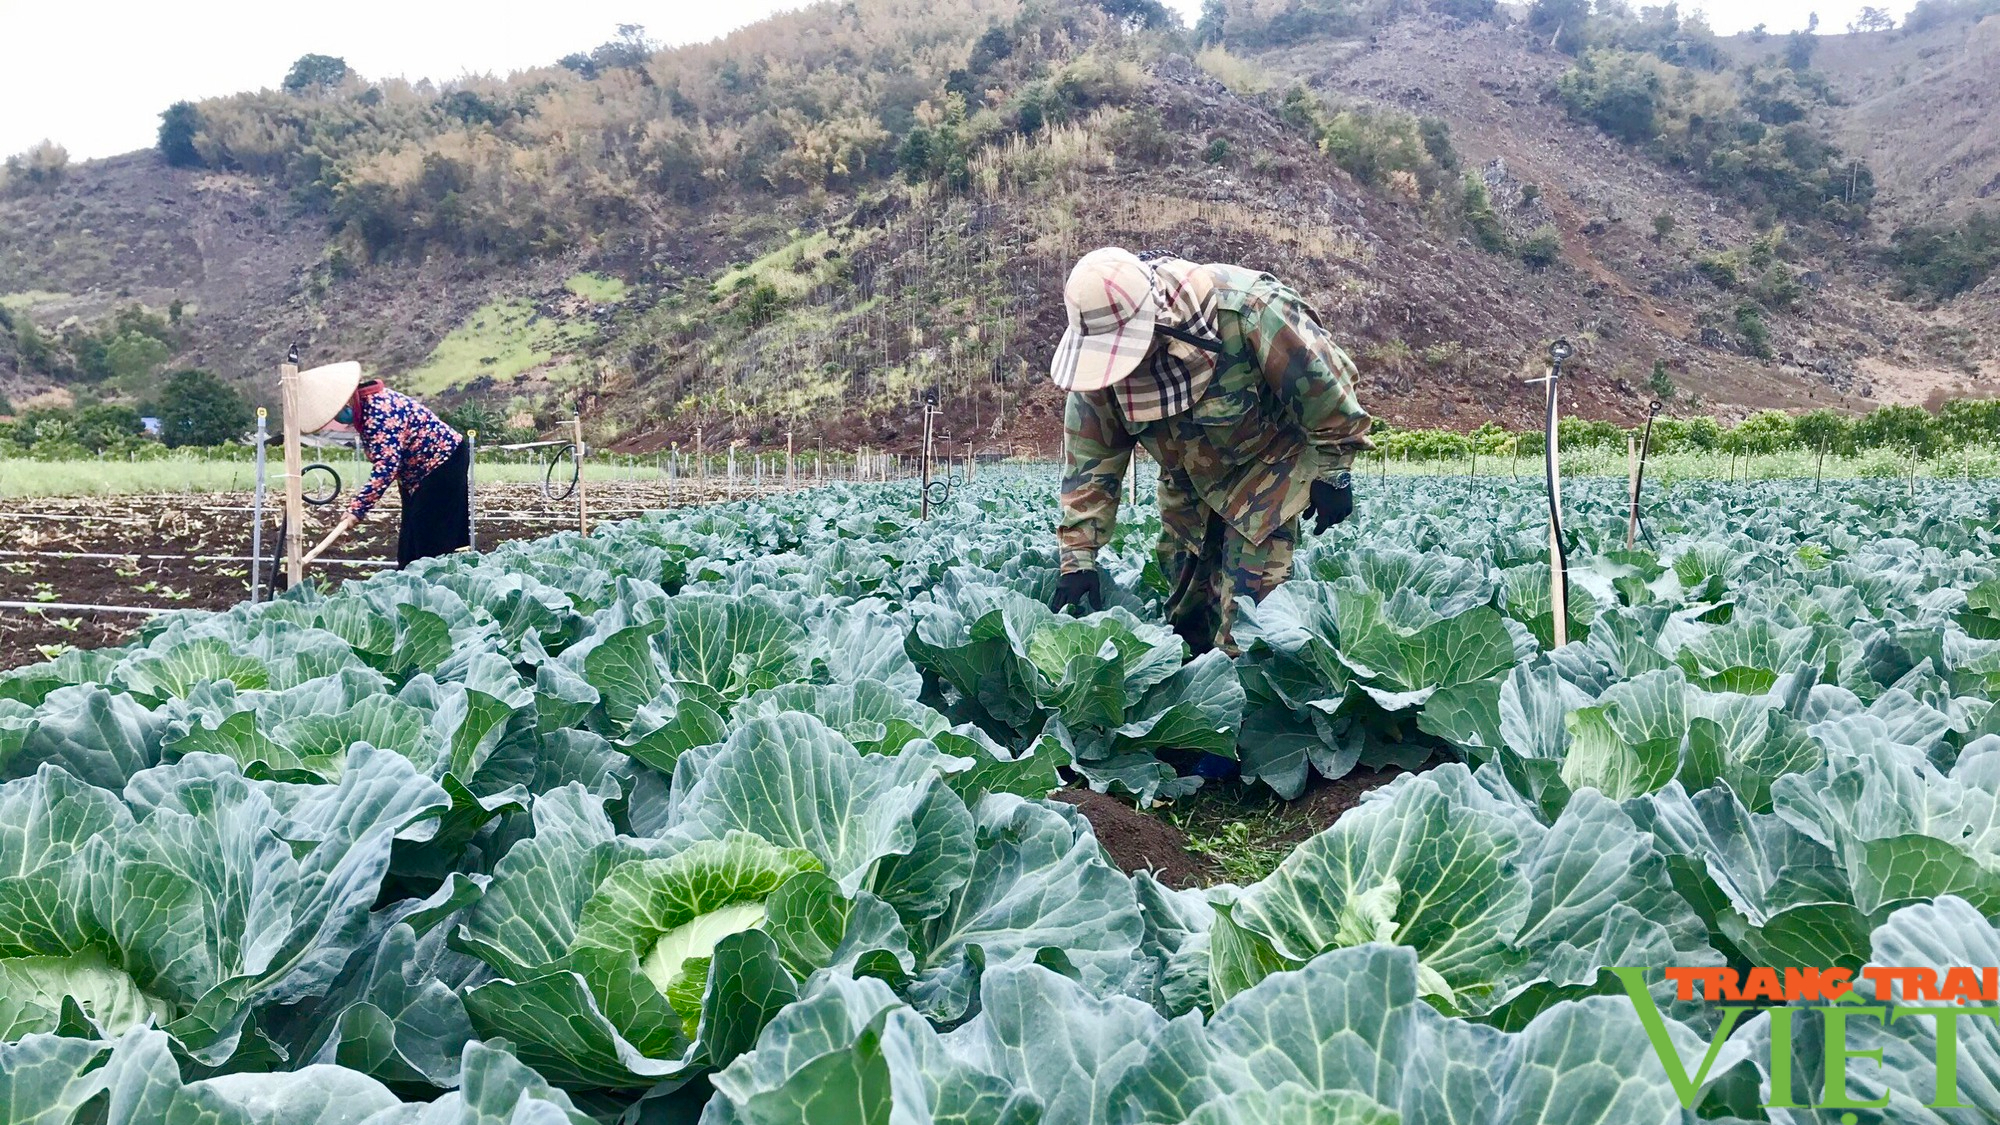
[1549,339,1574,363]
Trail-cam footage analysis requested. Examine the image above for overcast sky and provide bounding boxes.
[0,0,1917,161]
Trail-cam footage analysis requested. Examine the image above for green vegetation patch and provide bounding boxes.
[710,230,844,303]
[401,297,596,396]
[0,291,69,312]
[564,272,629,304]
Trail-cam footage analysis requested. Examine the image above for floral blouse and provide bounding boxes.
[351,389,463,520]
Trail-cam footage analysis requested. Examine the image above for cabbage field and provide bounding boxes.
[5,467,2000,1123]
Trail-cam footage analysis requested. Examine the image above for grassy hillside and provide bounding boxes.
[0,0,1995,452]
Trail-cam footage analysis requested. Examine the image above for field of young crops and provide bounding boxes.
[5,465,2000,1122]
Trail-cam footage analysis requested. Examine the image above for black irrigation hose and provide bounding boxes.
[301,463,341,507]
[1633,400,1663,551]
[269,517,289,594]
[1544,341,1572,612]
[923,475,954,508]
[542,443,581,502]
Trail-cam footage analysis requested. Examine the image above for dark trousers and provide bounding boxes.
[398,439,471,567]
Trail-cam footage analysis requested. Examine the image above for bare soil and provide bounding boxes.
[1053,788,1221,889]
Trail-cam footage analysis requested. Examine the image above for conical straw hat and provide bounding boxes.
[294,362,362,433]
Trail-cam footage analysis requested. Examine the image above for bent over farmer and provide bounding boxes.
[1050,248,1373,656]
[293,364,472,570]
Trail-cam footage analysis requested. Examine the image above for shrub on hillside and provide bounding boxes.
[1751,262,1803,311]
[13,306,180,387]
[1559,50,1873,228]
[1734,302,1772,358]
[1279,87,1451,195]
[1418,117,1459,172]
[1603,2,1722,69]
[158,102,203,168]
[2,141,69,196]
[1649,359,1675,398]
[1557,51,1663,142]
[1104,107,1176,164]
[1887,212,2000,302]
[1460,173,1508,252]
[1518,225,1563,268]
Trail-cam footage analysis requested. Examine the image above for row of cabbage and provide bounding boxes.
[5,468,2000,1122]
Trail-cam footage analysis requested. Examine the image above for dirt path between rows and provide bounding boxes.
[1055,764,1412,890]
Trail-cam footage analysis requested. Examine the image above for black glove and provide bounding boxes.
[1305,472,1354,534]
[1050,570,1103,615]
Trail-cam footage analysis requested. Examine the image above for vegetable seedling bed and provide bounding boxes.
[0,479,799,665]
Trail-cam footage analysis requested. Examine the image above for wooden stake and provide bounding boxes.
[786,431,795,487]
[280,362,304,588]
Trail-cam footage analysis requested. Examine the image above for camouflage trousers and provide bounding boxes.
[1157,470,1298,657]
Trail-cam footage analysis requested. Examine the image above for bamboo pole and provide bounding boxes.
[786,431,795,487]
[574,416,588,536]
[920,407,934,521]
[280,362,304,588]
[251,409,267,603]
[466,430,477,553]
[1626,433,1640,550]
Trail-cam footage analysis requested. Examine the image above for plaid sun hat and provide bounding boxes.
[1115,254,1222,423]
[1050,247,1159,392]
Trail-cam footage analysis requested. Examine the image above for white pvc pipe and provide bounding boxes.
[0,600,168,615]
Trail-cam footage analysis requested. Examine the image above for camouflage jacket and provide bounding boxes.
[1058,264,1374,572]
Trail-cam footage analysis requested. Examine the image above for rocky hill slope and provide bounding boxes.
[0,0,1994,453]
